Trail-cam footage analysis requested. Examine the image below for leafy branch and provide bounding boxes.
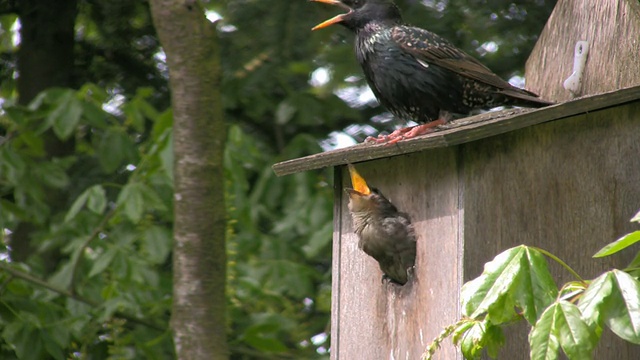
[424,209,640,360]
[0,260,166,332]
[69,208,116,294]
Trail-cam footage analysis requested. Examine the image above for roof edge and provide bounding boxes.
[273,85,640,176]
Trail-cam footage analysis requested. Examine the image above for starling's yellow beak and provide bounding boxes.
[311,0,353,30]
[347,164,371,196]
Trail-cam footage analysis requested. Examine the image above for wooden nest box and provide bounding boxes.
[274,0,640,358]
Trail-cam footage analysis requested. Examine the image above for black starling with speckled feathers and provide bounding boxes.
[312,0,553,140]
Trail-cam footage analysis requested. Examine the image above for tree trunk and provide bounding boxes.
[17,0,77,104]
[148,1,228,359]
[12,0,78,265]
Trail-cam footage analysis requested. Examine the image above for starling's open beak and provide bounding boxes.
[311,0,353,30]
[346,164,371,196]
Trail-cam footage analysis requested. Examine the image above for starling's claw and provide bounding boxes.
[386,119,446,144]
[406,265,416,280]
[382,274,405,286]
[364,119,447,145]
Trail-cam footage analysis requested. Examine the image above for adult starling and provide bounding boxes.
[346,164,417,285]
[312,0,553,143]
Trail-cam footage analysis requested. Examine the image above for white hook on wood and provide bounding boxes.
[563,41,589,95]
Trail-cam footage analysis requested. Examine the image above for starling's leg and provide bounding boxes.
[385,118,446,144]
[365,127,413,144]
[365,111,452,144]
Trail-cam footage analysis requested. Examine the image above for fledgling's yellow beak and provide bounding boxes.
[347,164,371,195]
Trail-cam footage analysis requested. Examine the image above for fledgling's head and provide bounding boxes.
[345,164,397,215]
[311,0,402,32]
[346,187,396,215]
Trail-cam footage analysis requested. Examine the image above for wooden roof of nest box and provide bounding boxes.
[273,0,640,358]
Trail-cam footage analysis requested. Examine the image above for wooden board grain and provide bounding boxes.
[330,102,640,359]
[462,102,640,358]
[331,150,462,360]
[526,0,640,101]
[272,85,640,176]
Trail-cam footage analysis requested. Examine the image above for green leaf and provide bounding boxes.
[301,222,332,259]
[38,161,70,189]
[124,101,146,132]
[484,323,506,358]
[626,252,640,278]
[117,183,145,223]
[138,183,168,211]
[452,320,476,345]
[244,328,288,353]
[65,189,90,222]
[555,301,595,359]
[3,322,45,360]
[458,320,488,359]
[143,226,172,264]
[151,109,173,140]
[97,128,137,173]
[80,101,108,129]
[593,231,640,258]
[89,248,118,278]
[3,105,29,127]
[1,199,29,222]
[6,280,33,296]
[452,319,505,359]
[15,131,45,155]
[486,291,518,324]
[603,270,640,344]
[631,209,640,223]
[48,247,82,290]
[265,260,315,299]
[461,246,525,319]
[531,301,596,360]
[78,82,109,103]
[529,302,561,360]
[65,185,106,221]
[99,298,127,322]
[242,314,294,353]
[159,130,174,182]
[515,248,558,324]
[578,273,613,328]
[41,329,65,360]
[86,185,107,214]
[48,90,83,140]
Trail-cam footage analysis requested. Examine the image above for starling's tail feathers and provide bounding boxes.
[499,87,555,108]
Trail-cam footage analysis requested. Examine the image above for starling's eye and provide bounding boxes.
[353,0,361,7]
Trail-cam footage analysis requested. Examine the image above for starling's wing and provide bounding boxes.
[391,26,547,102]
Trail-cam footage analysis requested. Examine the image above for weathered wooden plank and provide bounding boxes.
[462,102,640,358]
[330,166,344,359]
[526,0,640,101]
[332,152,462,360]
[272,85,640,176]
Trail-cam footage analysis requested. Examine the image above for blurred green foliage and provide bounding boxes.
[0,0,555,358]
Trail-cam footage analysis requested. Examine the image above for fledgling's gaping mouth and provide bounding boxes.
[346,164,371,196]
[311,0,354,30]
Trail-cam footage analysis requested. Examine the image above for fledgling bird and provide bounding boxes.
[345,164,416,285]
[312,0,554,143]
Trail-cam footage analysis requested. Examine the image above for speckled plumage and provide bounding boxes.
[314,0,553,124]
[347,187,416,285]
